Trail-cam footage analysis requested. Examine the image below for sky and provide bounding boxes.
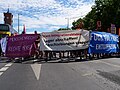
[0,0,95,34]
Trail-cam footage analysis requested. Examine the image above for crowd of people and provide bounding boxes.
[0,30,120,63]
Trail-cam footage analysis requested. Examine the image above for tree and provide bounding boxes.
[72,0,120,32]
[58,28,71,31]
[71,18,84,30]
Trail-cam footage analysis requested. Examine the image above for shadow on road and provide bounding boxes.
[0,56,120,64]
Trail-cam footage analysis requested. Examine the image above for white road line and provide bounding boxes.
[0,67,9,72]
[0,72,3,76]
[31,64,42,80]
[0,63,13,76]
[82,73,94,76]
[5,63,13,67]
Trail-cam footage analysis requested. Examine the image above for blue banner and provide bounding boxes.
[88,31,119,53]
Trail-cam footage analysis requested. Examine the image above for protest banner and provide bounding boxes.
[40,29,90,51]
[1,37,7,53]
[5,34,38,57]
[89,31,119,53]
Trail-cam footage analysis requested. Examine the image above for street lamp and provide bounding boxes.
[18,14,19,34]
[65,16,83,29]
[65,18,69,29]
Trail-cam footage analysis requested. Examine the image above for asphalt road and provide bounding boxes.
[0,58,120,90]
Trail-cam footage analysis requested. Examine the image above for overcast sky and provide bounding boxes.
[0,0,95,34]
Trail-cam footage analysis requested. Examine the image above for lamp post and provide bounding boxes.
[65,16,83,30]
[65,18,69,29]
[18,13,19,34]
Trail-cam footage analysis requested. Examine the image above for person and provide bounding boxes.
[34,31,37,34]
[0,37,2,56]
[34,31,40,59]
[21,31,25,34]
[34,31,40,47]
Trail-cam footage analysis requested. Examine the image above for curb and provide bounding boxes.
[0,56,9,60]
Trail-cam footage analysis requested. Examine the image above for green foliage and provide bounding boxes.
[72,0,120,31]
[71,18,84,30]
[58,28,71,31]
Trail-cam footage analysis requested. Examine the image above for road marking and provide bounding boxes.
[0,63,13,76]
[5,63,13,67]
[0,72,3,76]
[31,64,42,80]
[82,73,94,76]
[0,67,9,72]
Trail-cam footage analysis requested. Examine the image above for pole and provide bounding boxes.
[67,18,69,29]
[18,14,19,34]
[65,18,69,29]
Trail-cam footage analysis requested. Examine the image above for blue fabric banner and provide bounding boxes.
[88,31,119,53]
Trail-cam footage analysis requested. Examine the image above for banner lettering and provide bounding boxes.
[6,34,38,57]
[40,30,90,51]
[89,31,119,53]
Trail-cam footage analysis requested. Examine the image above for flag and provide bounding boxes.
[23,24,26,34]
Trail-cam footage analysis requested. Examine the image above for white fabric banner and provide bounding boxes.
[40,29,90,51]
[1,37,7,53]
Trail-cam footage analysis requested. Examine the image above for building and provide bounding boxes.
[0,9,18,38]
[3,9,18,35]
[4,9,13,26]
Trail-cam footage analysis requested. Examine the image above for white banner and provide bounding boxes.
[40,29,90,51]
[1,37,7,53]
